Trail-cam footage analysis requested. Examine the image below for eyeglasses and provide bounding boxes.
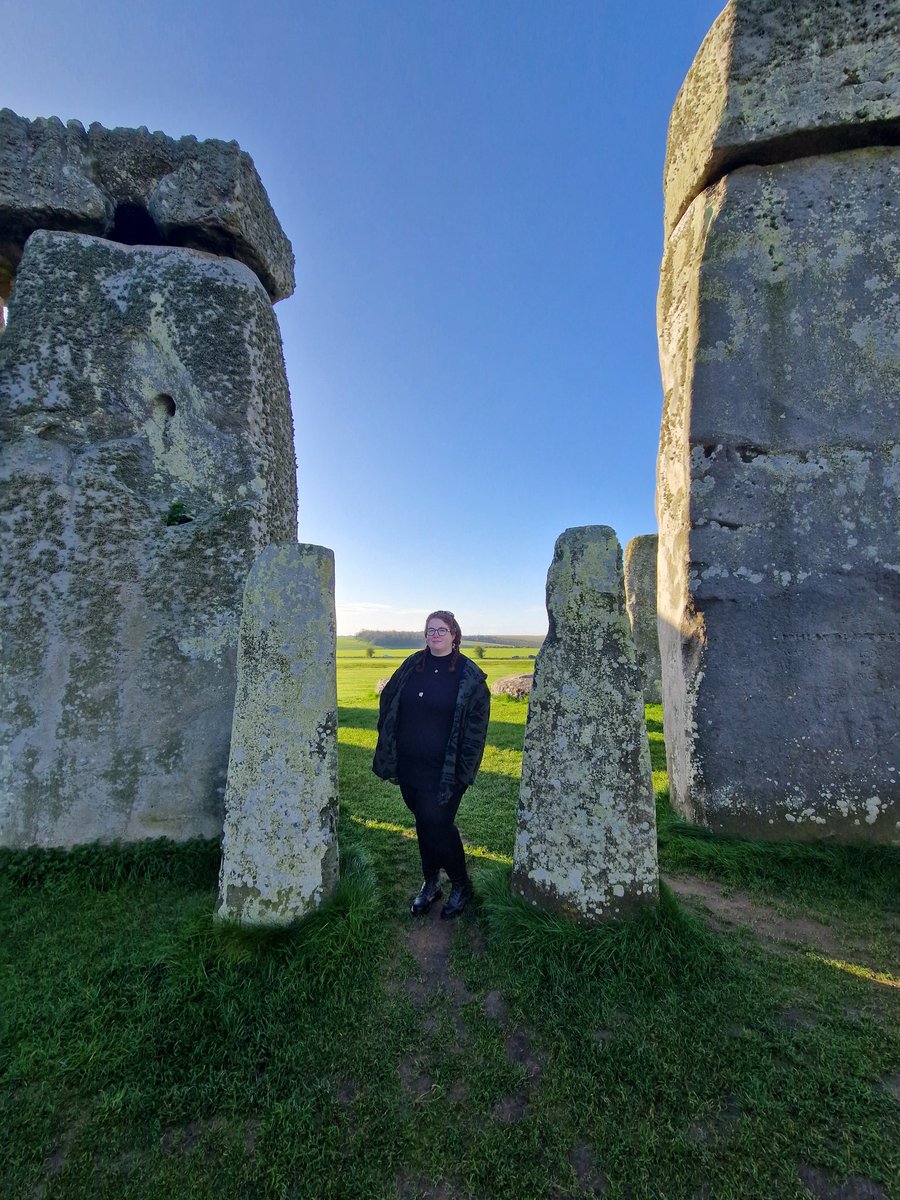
[426,627,449,638]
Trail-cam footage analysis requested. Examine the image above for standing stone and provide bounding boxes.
[512,527,659,922]
[0,231,297,847]
[656,0,900,843]
[216,543,339,926]
[624,535,662,705]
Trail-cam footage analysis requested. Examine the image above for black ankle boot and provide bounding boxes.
[440,878,473,920]
[410,876,442,916]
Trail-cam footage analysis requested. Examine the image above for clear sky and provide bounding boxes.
[6,0,725,636]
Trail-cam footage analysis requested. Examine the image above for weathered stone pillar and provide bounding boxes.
[0,232,297,847]
[216,543,339,925]
[512,526,659,922]
[624,534,662,705]
[657,0,900,843]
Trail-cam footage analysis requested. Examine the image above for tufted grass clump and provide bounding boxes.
[0,835,221,893]
[211,842,379,967]
[477,864,717,985]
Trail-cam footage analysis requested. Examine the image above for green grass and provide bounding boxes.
[2,652,898,1200]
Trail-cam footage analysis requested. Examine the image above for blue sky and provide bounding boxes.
[6,0,725,635]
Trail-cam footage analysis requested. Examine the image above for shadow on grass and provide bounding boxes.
[0,835,221,893]
[657,794,900,912]
[208,842,381,968]
[2,837,384,973]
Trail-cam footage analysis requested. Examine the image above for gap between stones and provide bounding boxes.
[674,118,900,234]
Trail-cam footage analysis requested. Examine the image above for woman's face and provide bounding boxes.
[424,617,454,657]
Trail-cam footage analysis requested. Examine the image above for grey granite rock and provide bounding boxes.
[664,0,900,236]
[656,148,900,842]
[0,109,294,302]
[216,543,339,926]
[624,535,662,705]
[511,527,659,922]
[0,231,297,848]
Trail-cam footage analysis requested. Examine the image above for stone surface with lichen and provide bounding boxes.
[656,1,900,843]
[512,526,658,923]
[663,0,900,238]
[216,542,339,926]
[624,534,662,705]
[0,231,297,848]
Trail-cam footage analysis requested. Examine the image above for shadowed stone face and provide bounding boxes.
[624,534,662,705]
[511,526,659,922]
[657,0,900,844]
[0,231,297,847]
[0,109,295,302]
[216,543,339,926]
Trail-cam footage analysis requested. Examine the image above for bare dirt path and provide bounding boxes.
[663,873,899,981]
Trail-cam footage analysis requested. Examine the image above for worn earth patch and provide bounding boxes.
[565,1142,607,1196]
[392,901,547,1128]
[406,907,473,1006]
[797,1163,890,1199]
[663,874,894,973]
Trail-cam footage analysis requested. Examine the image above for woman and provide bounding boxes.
[372,610,490,918]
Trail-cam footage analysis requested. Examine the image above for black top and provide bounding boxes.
[396,649,463,791]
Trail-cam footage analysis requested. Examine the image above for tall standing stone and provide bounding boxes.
[656,0,900,843]
[0,231,297,847]
[512,527,659,922]
[216,543,339,926]
[624,534,662,705]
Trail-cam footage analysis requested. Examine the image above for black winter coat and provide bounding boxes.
[372,651,491,804]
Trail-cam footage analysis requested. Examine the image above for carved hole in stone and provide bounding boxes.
[154,393,176,420]
[165,501,192,527]
[37,424,62,440]
[110,203,164,247]
[735,444,766,463]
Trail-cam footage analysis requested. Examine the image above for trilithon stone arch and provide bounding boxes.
[656,1,900,843]
[0,115,298,848]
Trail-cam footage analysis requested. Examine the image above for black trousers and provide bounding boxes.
[399,782,467,884]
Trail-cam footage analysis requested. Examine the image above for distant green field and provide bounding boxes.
[337,642,538,676]
[335,635,369,650]
[341,633,544,651]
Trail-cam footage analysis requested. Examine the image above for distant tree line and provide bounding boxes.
[356,630,426,648]
[356,630,545,649]
[467,634,545,648]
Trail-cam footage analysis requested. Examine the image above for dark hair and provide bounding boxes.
[416,609,462,672]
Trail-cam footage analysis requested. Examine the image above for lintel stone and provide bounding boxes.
[0,108,294,302]
[664,0,900,237]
